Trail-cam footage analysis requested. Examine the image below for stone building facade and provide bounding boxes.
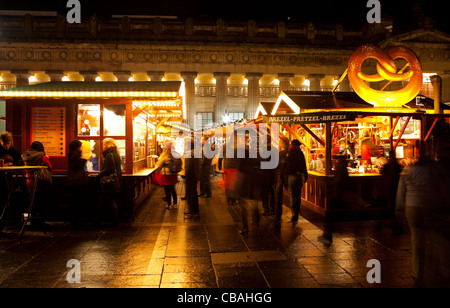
[0,12,449,130]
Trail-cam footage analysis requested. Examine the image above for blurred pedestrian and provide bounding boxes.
[422,124,450,287]
[21,141,53,229]
[67,140,90,229]
[199,136,212,198]
[284,139,308,222]
[222,132,241,205]
[274,137,289,221]
[225,131,261,235]
[396,143,432,285]
[380,150,403,234]
[97,138,122,227]
[260,135,276,216]
[155,140,179,210]
[183,137,201,217]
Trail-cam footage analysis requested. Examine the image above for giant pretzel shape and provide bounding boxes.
[348,45,423,107]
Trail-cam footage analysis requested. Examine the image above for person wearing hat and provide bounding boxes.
[284,139,308,222]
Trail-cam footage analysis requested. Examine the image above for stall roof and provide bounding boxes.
[0,81,182,98]
[404,95,450,110]
[281,91,374,110]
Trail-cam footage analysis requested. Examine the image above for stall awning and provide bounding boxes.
[274,91,374,113]
[255,102,276,118]
[0,81,182,98]
[405,95,450,110]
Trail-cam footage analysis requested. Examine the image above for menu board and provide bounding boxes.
[31,107,66,157]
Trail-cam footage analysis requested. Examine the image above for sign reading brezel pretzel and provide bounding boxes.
[264,112,357,125]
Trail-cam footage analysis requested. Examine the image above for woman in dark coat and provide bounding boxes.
[97,138,122,227]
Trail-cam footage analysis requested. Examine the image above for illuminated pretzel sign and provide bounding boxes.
[348,44,423,107]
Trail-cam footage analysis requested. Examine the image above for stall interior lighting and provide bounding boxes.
[132,100,181,107]
[155,113,182,118]
[271,93,301,115]
[1,91,179,98]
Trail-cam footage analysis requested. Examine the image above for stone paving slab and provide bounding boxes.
[0,176,416,288]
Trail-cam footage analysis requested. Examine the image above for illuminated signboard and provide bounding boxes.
[348,44,423,108]
[31,107,66,157]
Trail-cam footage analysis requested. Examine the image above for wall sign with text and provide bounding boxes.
[31,107,66,157]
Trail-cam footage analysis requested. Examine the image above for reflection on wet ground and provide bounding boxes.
[0,177,414,288]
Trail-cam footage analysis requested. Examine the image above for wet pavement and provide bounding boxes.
[0,176,415,288]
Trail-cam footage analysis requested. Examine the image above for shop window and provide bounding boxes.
[77,103,126,172]
[115,139,126,171]
[77,104,100,136]
[104,104,126,136]
[84,140,101,172]
[133,115,147,162]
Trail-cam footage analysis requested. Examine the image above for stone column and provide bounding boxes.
[11,70,31,87]
[114,71,132,82]
[180,71,198,130]
[147,71,165,81]
[277,73,294,93]
[214,72,231,124]
[308,74,325,91]
[441,71,450,104]
[46,70,65,82]
[246,73,263,120]
[80,70,98,82]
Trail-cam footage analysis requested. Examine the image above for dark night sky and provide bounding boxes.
[0,0,448,32]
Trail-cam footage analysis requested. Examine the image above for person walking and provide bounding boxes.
[155,140,179,210]
[274,137,289,221]
[396,144,433,285]
[199,137,212,198]
[183,136,201,217]
[284,139,308,222]
[67,140,90,229]
[97,138,122,227]
[260,136,276,216]
[380,150,404,234]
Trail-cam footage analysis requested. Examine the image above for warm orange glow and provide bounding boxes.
[271,93,301,115]
[255,105,268,119]
[0,90,179,98]
[348,45,422,107]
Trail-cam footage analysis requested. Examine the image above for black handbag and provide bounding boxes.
[100,154,120,193]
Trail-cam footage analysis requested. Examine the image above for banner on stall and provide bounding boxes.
[263,112,357,125]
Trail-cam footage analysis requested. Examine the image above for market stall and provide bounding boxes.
[0,81,185,221]
[263,90,450,219]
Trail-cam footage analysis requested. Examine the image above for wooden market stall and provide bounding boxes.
[0,81,185,221]
[263,90,450,220]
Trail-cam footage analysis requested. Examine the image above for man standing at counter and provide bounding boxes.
[361,131,378,165]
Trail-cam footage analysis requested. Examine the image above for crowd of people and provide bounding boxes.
[0,131,122,230]
[2,121,450,287]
